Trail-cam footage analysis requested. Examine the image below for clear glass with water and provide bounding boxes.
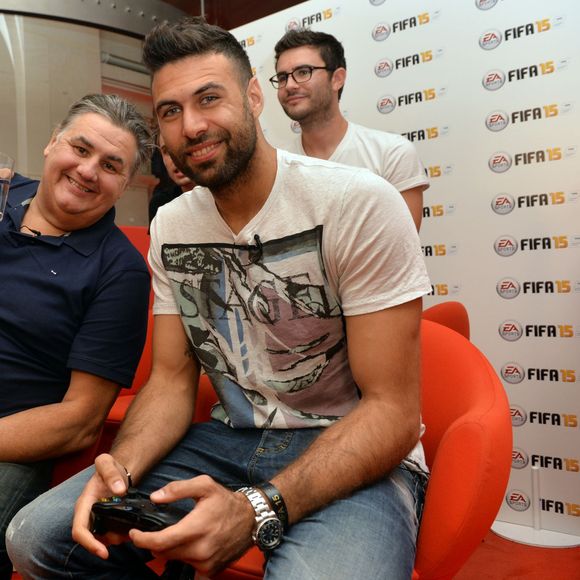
[0,152,15,221]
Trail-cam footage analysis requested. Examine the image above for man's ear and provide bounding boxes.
[332,67,346,95]
[43,131,59,158]
[246,76,264,118]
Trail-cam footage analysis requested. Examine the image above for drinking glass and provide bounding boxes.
[0,152,15,221]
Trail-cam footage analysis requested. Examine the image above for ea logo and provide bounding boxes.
[501,362,525,384]
[485,111,509,132]
[510,405,527,427]
[479,29,502,50]
[494,235,518,257]
[506,489,531,512]
[369,0,386,5]
[285,19,300,32]
[512,448,529,469]
[290,121,301,134]
[476,0,499,10]
[372,22,391,41]
[496,278,521,299]
[489,152,512,173]
[374,58,394,78]
[377,95,396,114]
[491,193,515,215]
[499,320,523,342]
[482,69,506,91]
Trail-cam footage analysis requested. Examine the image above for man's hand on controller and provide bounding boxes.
[129,475,256,577]
[72,453,134,559]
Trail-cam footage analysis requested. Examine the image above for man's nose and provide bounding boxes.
[76,158,98,181]
[182,109,210,139]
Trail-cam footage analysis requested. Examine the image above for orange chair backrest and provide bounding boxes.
[422,301,470,340]
[414,320,512,579]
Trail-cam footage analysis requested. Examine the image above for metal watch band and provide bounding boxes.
[257,482,288,531]
[236,486,283,551]
[237,486,274,521]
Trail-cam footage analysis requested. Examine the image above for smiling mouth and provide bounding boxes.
[188,142,220,160]
[67,175,94,193]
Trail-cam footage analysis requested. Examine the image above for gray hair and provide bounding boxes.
[56,93,153,175]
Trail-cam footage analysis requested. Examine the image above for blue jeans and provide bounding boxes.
[7,420,427,579]
[0,461,53,580]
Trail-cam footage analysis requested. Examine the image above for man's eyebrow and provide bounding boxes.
[71,135,124,166]
[155,82,226,114]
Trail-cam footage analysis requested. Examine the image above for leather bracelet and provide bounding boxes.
[257,482,288,531]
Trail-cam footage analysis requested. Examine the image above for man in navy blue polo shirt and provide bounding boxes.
[0,94,152,579]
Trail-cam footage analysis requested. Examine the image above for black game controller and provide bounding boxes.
[91,488,184,535]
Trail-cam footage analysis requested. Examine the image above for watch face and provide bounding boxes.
[257,517,284,550]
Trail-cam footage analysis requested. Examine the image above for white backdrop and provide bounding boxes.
[232,0,580,539]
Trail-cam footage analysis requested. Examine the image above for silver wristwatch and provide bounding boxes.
[237,486,284,551]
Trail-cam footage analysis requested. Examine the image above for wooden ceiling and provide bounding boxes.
[163,0,305,30]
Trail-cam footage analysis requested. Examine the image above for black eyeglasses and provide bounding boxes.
[269,65,335,89]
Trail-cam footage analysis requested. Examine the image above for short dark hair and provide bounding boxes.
[274,29,346,98]
[56,93,152,175]
[142,16,253,87]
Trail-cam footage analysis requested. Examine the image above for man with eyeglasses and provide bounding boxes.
[272,29,428,230]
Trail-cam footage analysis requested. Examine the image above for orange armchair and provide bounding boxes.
[206,320,511,580]
[422,301,470,340]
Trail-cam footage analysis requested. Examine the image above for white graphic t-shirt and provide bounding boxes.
[150,150,430,466]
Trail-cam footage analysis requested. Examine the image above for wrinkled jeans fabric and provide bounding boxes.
[8,420,426,580]
[0,460,52,580]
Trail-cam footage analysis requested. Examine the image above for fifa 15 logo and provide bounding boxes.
[392,12,430,33]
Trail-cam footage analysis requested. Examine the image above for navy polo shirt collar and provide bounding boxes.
[4,175,116,256]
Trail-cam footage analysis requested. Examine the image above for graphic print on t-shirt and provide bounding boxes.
[161,225,359,429]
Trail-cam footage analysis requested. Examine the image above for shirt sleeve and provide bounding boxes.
[149,210,181,315]
[67,267,150,388]
[332,170,431,316]
[382,136,430,193]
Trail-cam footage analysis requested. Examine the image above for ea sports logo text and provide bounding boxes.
[499,320,523,341]
[489,152,512,173]
[511,405,527,427]
[372,22,391,41]
[491,194,515,215]
[512,448,529,469]
[285,18,300,31]
[479,29,502,50]
[485,111,509,132]
[494,236,518,257]
[506,490,531,512]
[482,69,506,91]
[476,0,499,10]
[501,362,525,384]
[374,58,393,78]
[496,278,520,299]
[377,95,396,114]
